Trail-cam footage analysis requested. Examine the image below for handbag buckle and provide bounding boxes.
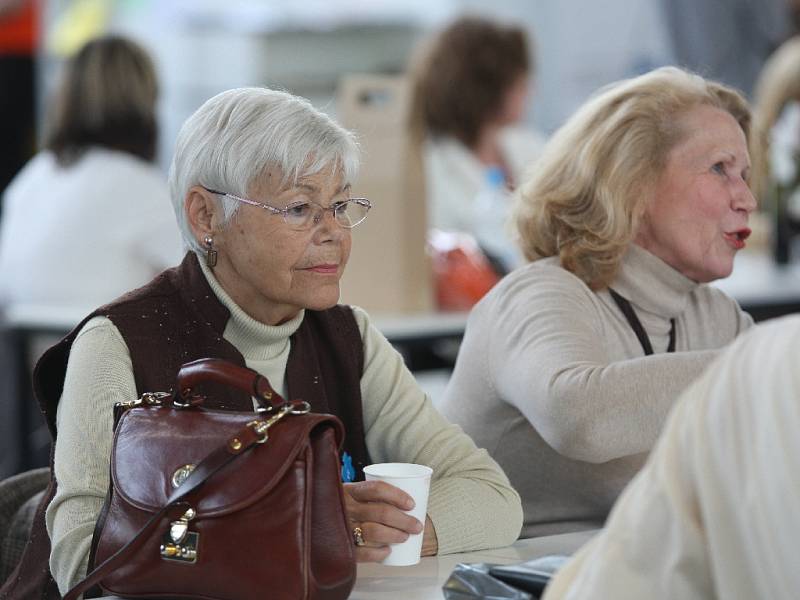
[117,391,171,410]
[246,403,292,444]
[160,507,199,563]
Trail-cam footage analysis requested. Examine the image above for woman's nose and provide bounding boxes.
[312,208,345,242]
[733,181,757,214]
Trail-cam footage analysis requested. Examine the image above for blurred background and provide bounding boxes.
[10,0,788,172]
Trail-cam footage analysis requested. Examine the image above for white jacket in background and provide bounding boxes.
[423,126,545,269]
[0,148,183,310]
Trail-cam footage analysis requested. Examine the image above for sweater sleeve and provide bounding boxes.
[490,268,722,463]
[351,306,523,554]
[45,316,136,594]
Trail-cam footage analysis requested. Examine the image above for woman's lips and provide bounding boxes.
[304,264,339,274]
[723,228,751,250]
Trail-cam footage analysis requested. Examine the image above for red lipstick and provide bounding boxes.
[723,228,750,250]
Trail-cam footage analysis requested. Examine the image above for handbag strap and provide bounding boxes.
[63,413,278,600]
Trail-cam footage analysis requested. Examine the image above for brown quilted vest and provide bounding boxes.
[1,252,370,599]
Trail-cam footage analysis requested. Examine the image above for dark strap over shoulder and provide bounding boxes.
[609,288,675,356]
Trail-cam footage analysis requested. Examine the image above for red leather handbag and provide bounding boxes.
[64,358,356,600]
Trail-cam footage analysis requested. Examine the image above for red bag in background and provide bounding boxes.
[428,229,501,311]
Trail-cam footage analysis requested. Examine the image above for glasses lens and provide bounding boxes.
[335,199,370,228]
[284,202,315,229]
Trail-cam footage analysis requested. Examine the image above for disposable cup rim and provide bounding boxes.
[363,462,433,479]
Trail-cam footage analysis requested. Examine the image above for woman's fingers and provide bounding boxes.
[344,480,425,563]
[343,481,423,534]
[351,518,413,563]
[346,480,414,509]
[361,521,412,546]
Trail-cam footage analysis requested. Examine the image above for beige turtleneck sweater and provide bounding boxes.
[440,244,752,539]
[46,260,522,594]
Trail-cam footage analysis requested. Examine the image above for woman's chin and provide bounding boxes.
[303,288,342,311]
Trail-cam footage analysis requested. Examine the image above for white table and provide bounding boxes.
[98,530,596,600]
[350,530,597,599]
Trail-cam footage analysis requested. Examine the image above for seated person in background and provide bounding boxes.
[440,66,755,538]
[544,315,800,600]
[409,15,545,272]
[0,35,181,310]
[5,86,522,597]
[750,35,800,262]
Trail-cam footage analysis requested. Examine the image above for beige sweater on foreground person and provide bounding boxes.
[440,244,753,538]
[46,260,522,594]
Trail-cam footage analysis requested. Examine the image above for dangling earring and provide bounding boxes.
[204,235,217,267]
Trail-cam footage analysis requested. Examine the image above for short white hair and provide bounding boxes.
[168,87,360,253]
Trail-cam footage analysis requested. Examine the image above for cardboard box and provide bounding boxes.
[336,74,434,314]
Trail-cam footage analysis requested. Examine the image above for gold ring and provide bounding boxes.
[352,526,365,547]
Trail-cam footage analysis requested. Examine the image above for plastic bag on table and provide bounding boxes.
[427,229,501,312]
[442,562,532,600]
[442,555,570,600]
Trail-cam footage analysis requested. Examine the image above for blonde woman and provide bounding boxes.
[440,67,755,538]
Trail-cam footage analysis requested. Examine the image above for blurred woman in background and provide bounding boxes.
[441,67,755,538]
[750,35,800,263]
[0,35,181,310]
[409,16,545,272]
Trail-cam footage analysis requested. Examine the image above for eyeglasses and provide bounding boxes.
[203,187,371,231]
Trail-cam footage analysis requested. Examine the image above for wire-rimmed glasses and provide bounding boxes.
[203,187,371,231]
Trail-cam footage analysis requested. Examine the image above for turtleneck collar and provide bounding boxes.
[611,244,698,319]
[198,257,304,361]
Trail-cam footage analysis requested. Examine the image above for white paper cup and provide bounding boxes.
[363,462,433,566]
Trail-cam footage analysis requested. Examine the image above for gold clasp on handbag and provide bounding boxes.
[160,507,199,563]
[116,391,171,410]
[246,403,293,444]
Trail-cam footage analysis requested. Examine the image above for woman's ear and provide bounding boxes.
[185,186,219,243]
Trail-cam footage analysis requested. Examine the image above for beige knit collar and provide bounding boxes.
[198,256,304,360]
[611,244,698,319]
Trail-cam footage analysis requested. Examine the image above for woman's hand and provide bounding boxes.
[344,480,431,562]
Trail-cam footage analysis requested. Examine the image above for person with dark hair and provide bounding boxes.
[409,15,545,271]
[0,35,181,309]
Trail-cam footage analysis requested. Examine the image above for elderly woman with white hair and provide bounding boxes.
[440,66,756,539]
[8,87,522,597]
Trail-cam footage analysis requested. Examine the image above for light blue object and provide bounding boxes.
[341,452,355,483]
[485,166,506,188]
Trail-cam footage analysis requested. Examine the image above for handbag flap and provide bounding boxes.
[110,406,343,516]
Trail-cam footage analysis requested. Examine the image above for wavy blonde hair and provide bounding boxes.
[514,66,750,290]
[750,37,800,203]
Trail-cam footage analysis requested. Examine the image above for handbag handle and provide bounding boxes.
[63,415,275,600]
[176,358,286,411]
